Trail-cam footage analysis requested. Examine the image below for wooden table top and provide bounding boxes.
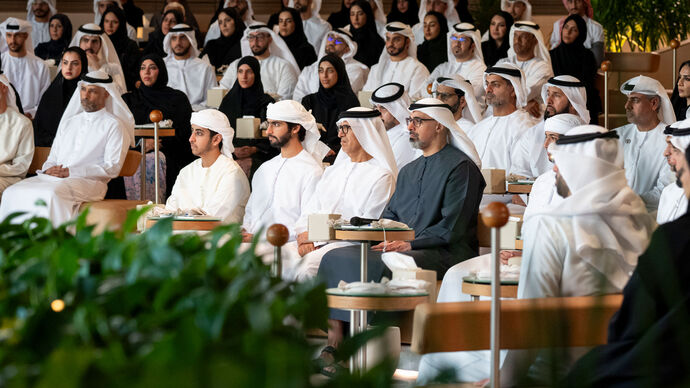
[145,218,222,231]
[134,128,176,138]
[333,228,415,242]
[461,281,518,299]
[507,183,533,194]
[326,289,429,311]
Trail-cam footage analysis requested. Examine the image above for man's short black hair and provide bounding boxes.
[286,122,306,142]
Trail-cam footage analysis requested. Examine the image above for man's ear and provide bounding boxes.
[212,133,223,146]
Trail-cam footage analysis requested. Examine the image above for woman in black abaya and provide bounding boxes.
[200,7,245,69]
[35,14,73,62]
[302,54,360,154]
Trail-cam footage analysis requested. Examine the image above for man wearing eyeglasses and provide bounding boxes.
[430,75,483,133]
[292,28,368,101]
[219,24,300,100]
[425,22,486,98]
[315,100,483,374]
[362,22,430,100]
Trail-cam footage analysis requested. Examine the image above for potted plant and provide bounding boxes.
[0,209,395,387]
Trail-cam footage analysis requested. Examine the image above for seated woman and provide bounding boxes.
[277,7,317,70]
[144,8,183,58]
[199,7,245,70]
[33,47,88,147]
[671,60,690,121]
[218,56,278,179]
[481,10,513,67]
[549,14,600,124]
[34,14,73,62]
[348,0,385,68]
[302,54,360,155]
[101,5,142,92]
[122,54,195,200]
[416,11,448,73]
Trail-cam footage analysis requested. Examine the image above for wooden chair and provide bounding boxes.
[79,150,147,233]
[28,146,147,232]
[411,294,623,354]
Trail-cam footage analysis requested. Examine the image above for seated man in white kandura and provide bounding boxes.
[0,70,133,226]
[0,72,34,200]
[241,100,327,243]
[658,118,690,224]
[164,109,250,223]
[282,107,398,281]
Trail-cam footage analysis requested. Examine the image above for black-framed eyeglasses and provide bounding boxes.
[405,117,435,128]
[337,124,352,135]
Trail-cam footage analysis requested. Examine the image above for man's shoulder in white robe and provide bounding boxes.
[657,182,688,224]
[303,16,331,50]
[0,51,51,115]
[616,121,674,212]
[243,149,324,238]
[164,56,217,106]
[363,56,430,100]
[0,106,34,194]
[166,154,250,223]
[466,109,539,170]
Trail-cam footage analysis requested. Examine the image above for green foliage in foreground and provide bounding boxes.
[0,209,394,388]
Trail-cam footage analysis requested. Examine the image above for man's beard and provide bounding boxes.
[555,173,571,198]
[448,99,461,114]
[409,133,426,149]
[544,101,572,120]
[251,45,268,56]
[33,8,49,18]
[676,166,684,188]
[173,45,190,57]
[81,99,101,112]
[269,131,291,148]
[387,46,405,57]
[8,43,21,53]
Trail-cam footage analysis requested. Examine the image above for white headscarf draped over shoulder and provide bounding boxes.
[60,70,135,146]
[409,97,482,167]
[335,107,399,183]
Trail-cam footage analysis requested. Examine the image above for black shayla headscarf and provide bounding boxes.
[121,53,195,197]
[550,14,601,123]
[33,47,88,147]
[200,7,245,69]
[386,0,419,26]
[671,60,690,121]
[218,56,275,128]
[327,0,353,29]
[349,0,385,67]
[303,54,360,151]
[278,7,317,70]
[481,10,513,67]
[35,14,73,62]
[416,11,448,72]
